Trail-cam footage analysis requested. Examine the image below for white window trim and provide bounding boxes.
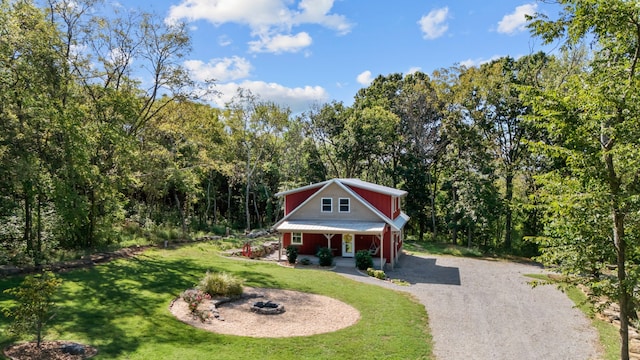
[321,197,333,213]
[338,197,350,213]
[391,196,396,215]
[291,232,303,245]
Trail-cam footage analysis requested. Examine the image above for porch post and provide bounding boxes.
[278,233,283,262]
[324,234,334,255]
[390,232,395,270]
[379,232,384,270]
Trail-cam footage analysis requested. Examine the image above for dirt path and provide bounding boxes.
[336,254,601,360]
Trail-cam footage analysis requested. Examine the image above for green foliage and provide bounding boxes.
[316,247,333,267]
[299,257,311,265]
[355,250,373,270]
[2,271,62,348]
[285,245,298,264]
[0,243,433,359]
[366,268,387,280]
[197,271,244,298]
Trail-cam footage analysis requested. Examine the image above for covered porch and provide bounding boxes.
[274,220,398,270]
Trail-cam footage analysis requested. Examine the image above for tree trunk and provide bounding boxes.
[605,145,630,360]
[430,172,438,238]
[252,190,261,229]
[245,174,251,231]
[35,190,43,266]
[504,172,514,249]
[613,210,630,360]
[23,181,33,255]
[174,192,187,239]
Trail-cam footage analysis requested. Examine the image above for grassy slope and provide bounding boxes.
[0,243,432,359]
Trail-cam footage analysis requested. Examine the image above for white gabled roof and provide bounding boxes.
[338,178,407,197]
[275,178,407,198]
[275,220,386,234]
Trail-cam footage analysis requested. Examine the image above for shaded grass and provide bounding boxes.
[525,274,619,360]
[0,243,432,359]
[404,240,483,257]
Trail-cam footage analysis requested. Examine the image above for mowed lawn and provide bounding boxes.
[0,243,432,359]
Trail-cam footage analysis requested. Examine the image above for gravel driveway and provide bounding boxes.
[336,254,601,360]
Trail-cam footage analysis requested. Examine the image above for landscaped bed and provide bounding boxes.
[0,242,432,359]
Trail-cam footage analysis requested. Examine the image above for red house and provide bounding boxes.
[273,178,409,269]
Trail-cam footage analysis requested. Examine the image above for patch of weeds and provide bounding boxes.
[390,279,410,286]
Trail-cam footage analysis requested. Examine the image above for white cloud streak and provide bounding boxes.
[418,7,449,40]
[184,56,252,82]
[166,0,352,54]
[356,70,373,86]
[497,3,537,35]
[209,81,329,113]
[248,32,312,53]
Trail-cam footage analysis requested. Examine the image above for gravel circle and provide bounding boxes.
[336,254,601,360]
[169,287,360,337]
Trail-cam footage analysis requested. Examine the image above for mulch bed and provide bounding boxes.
[3,341,98,360]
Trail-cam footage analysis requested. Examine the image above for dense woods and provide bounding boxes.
[1,1,640,356]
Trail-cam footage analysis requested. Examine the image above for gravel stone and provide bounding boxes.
[336,254,601,360]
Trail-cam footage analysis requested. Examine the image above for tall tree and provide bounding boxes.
[0,0,64,262]
[458,54,547,249]
[528,2,640,358]
[225,89,289,231]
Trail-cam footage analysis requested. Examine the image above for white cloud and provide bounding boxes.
[459,55,503,68]
[166,0,353,54]
[248,32,312,53]
[407,67,422,74]
[418,7,449,40]
[356,70,373,86]
[184,56,252,82]
[218,35,232,47]
[497,3,537,35]
[209,80,329,113]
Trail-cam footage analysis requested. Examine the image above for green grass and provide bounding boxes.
[525,274,619,360]
[0,243,432,359]
[404,240,483,257]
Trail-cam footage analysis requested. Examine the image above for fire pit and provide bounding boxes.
[251,300,285,315]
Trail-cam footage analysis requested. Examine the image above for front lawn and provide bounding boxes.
[0,242,432,359]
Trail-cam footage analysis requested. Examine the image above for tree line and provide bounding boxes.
[2,0,640,357]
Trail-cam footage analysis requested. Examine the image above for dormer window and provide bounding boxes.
[321,198,333,212]
[339,198,350,213]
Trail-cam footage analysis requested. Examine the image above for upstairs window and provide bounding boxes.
[339,198,350,213]
[321,198,333,212]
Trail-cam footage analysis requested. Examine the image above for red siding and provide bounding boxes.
[347,186,392,218]
[392,197,400,219]
[284,187,322,215]
[282,233,336,256]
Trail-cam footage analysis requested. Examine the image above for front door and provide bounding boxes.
[342,233,355,257]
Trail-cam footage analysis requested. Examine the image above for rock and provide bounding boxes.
[60,343,86,355]
[603,308,620,321]
[630,339,640,355]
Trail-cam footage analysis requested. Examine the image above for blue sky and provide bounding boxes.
[125,0,561,113]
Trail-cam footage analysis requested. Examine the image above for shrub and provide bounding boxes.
[316,247,333,267]
[355,250,373,270]
[299,257,311,265]
[181,289,211,322]
[286,245,298,264]
[366,267,386,280]
[2,271,62,348]
[198,271,244,298]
